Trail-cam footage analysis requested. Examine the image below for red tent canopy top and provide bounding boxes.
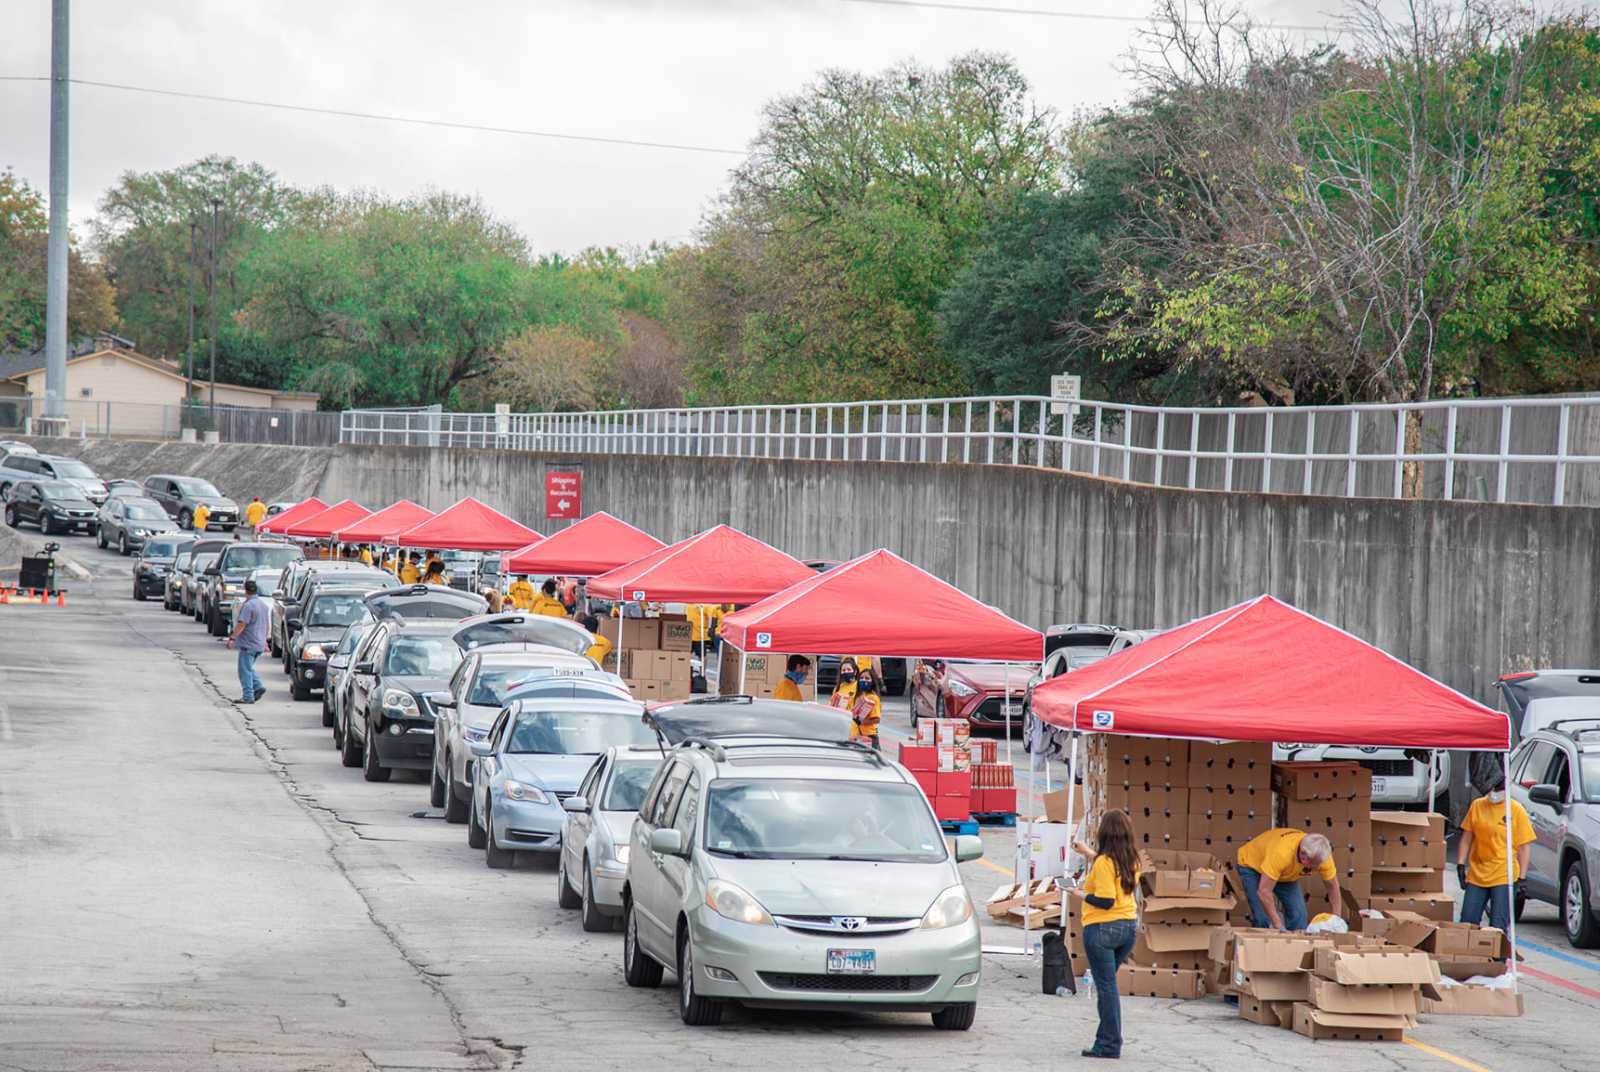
[500,511,664,577]
[282,499,371,539]
[720,549,1043,662]
[255,497,328,535]
[332,500,434,544]
[386,497,543,552]
[1031,595,1510,751]
[586,524,813,604]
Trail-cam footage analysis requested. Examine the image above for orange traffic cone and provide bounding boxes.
[0,588,8,604]
[56,590,66,607]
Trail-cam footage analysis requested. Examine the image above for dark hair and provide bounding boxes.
[581,614,600,632]
[787,654,812,672]
[541,578,557,596]
[243,579,258,594]
[856,669,878,693]
[1094,810,1139,895]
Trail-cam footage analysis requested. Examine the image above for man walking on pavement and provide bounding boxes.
[244,496,267,537]
[226,578,270,703]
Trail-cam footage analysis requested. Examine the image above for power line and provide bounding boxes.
[3,75,746,157]
[837,0,1329,32]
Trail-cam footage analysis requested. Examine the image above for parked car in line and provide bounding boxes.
[285,587,371,701]
[142,474,239,531]
[0,440,36,456]
[339,618,464,781]
[620,735,983,1028]
[132,535,194,602]
[323,620,377,730]
[0,453,107,504]
[165,543,198,610]
[1021,625,1155,750]
[3,480,99,534]
[468,698,654,868]
[1499,669,1600,741]
[181,552,221,617]
[362,583,488,623]
[910,660,1033,734]
[558,746,667,931]
[432,637,602,824]
[1507,721,1600,946]
[96,495,179,555]
[265,501,296,517]
[200,542,305,637]
[104,479,144,499]
[271,560,391,658]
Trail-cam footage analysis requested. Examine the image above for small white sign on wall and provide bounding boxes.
[1050,373,1082,417]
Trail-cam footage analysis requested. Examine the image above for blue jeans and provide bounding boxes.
[1083,919,1137,1056]
[1460,883,1511,934]
[1237,866,1308,931]
[237,648,263,700]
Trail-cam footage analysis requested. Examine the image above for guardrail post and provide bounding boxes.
[1263,411,1274,493]
[963,402,972,464]
[1554,403,1570,506]
[1443,406,1457,500]
[1224,412,1235,491]
[986,400,995,465]
[1302,411,1316,495]
[1092,405,1103,477]
[880,402,890,462]
[1497,404,1511,503]
[1188,411,1200,489]
[1154,411,1166,486]
[941,402,950,463]
[1122,407,1132,482]
[1346,411,1359,497]
[1393,409,1406,498]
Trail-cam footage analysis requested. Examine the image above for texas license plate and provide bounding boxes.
[1370,776,1388,796]
[827,949,876,975]
[1001,702,1020,718]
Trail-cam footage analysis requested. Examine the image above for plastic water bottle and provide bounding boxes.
[1082,971,1095,998]
[1054,985,1071,997]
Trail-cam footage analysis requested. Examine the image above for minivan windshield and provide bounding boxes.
[222,546,301,572]
[605,758,665,811]
[51,460,96,479]
[383,635,460,677]
[506,712,655,755]
[705,780,946,863]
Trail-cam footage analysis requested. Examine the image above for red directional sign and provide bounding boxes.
[545,470,582,521]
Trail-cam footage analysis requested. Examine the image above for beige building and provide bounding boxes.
[0,338,318,436]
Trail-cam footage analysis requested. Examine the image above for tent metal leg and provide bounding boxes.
[1504,750,1518,989]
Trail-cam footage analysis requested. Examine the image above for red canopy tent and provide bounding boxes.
[332,500,434,544]
[386,497,543,552]
[281,499,371,540]
[255,497,328,536]
[586,524,813,603]
[500,511,664,577]
[720,549,1043,662]
[1030,594,1509,750]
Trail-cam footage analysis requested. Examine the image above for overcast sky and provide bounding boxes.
[1,0,1330,255]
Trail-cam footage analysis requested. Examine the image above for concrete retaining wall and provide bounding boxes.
[23,436,1598,706]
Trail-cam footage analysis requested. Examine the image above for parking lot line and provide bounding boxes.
[1518,938,1600,974]
[1520,964,1600,1001]
[976,856,1014,878]
[1403,1038,1492,1072]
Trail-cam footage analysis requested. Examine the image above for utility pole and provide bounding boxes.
[42,0,69,436]
[208,198,220,425]
[186,219,197,422]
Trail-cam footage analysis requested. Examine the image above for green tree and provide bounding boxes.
[0,169,117,353]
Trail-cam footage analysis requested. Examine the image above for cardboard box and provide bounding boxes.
[1360,911,1437,950]
[1096,782,1186,819]
[933,796,970,822]
[1143,896,1234,927]
[911,770,938,799]
[898,743,938,771]
[1311,947,1441,986]
[667,651,692,679]
[1188,741,1273,789]
[986,879,1060,919]
[1188,787,1271,824]
[1236,971,1311,1003]
[1423,923,1505,959]
[1271,762,1373,801]
[1308,977,1421,1016]
[1089,735,1190,783]
[658,615,693,651]
[1116,967,1207,999]
[915,720,938,746]
[933,718,970,748]
[1132,827,1188,853]
[1140,849,1225,898]
[1433,956,1510,982]
[1188,826,1267,859]
[638,680,662,699]
[937,747,972,772]
[973,786,1017,814]
[1234,933,1326,974]
[1024,821,1074,879]
[937,770,972,799]
[1043,787,1085,823]
[1239,995,1295,1027]
[1371,811,1448,870]
[1366,893,1457,922]
[1130,932,1212,970]
[1420,986,1524,1017]
[1370,867,1446,896]
[1292,1003,1411,1042]
[1138,920,1224,951]
[717,647,769,693]
[601,616,661,650]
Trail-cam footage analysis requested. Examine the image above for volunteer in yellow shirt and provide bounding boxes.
[359,545,374,566]
[687,604,719,659]
[244,497,267,533]
[849,668,882,747]
[1076,810,1141,1059]
[830,656,861,710]
[399,554,421,584]
[772,655,811,701]
[507,576,535,611]
[581,615,613,669]
[1457,757,1535,936]
[1236,828,1339,931]
[190,504,210,532]
[530,579,569,618]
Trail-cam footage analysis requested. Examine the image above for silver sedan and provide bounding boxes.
[558,746,665,931]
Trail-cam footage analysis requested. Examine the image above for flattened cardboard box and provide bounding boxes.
[1420,986,1524,1017]
[1239,995,1295,1028]
[1312,947,1441,986]
[985,880,1059,919]
[1117,966,1206,1000]
[1292,1003,1412,1042]
[1360,910,1436,950]
[1308,977,1421,1016]
[1235,970,1311,1003]
[1139,922,1221,952]
[1142,894,1235,927]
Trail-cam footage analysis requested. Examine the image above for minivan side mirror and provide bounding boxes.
[354,660,375,674]
[649,828,687,856]
[1528,783,1564,810]
[204,565,220,576]
[953,834,984,863]
[425,691,454,709]
[562,795,590,813]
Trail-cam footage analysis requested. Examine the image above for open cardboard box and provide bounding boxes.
[1142,894,1235,926]
[1423,922,1506,959]
[1117,966,1207,1000]
[1292,1003,1413,1041]
[1421,984,1524,1017]
[1308,976,1423,1016]
[1236,970,1311,1003]
[1139,922,1221,953]
[1140,849,1226,898]
[1311,946,1442,987]
[985,879,1060,920]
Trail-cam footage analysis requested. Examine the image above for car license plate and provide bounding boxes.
[1370,776,1387,796]
[1001,701,1020,718]
[827,949,876,975]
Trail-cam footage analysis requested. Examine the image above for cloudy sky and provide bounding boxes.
[1,0,1329,255]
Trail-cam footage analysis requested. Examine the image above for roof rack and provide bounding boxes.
[677,734,887,767]
[1546,717,1600,735]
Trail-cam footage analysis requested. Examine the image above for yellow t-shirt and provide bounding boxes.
[585,633,613,669]
[1462,796,1536,888]
[772,677,804,702]
[399,563,420,584]
[688,605,719,642]
[850,692,881,738]
[1237,828,1337,884]
[530,594,569,618]
[830,680,858,708]
[244,501,267,527]
[508,580,535,611]
[359,549,373,565]
[1081,854,1140,925]
[191,506,210,531]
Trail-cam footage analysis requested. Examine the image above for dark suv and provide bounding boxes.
[0,453,107,504]
[133,534,194,601]
[97,496,178,555]
[340,619,464,782]
[4,480,98,534]
[271,560,392,659]
[1508,722,1600,947]
[201,542,305,636]
[142,474,239,531]
[286,587,372,701]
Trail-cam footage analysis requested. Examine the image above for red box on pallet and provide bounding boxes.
[934,796,971,822]
[937,770,972,798]
[898,744,938,771]
[911,770,939,799]
[974,787,1017,814]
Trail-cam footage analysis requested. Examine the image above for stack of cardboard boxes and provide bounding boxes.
[1273,761,1374,919]
[1358,908,1522,1016]
[901,719,973,822]
[1368,811,1454,920]
[716,648,818,702]
[1294,945,1442,1041]
[1119,850,1235,998]
[970,760,1016,816]
[600,616,695,700]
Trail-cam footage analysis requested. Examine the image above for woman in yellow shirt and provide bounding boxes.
[830,657,860,710]
[529,579,569,618]
[849,668,882,748]
[1457,755,1536,937]
[1075,810,1140,1059]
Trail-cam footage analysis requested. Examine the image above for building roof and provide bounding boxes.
[0,342,318,404]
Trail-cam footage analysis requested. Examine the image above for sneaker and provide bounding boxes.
[252,688,266,701]
[234,695,256,705]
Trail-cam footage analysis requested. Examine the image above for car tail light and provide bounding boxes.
[1498,672,1537,682]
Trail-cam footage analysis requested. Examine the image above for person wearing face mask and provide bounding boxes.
[1457,752,1535,938]
[850,669,882,748]
[830,657,860,709]
[772,655,812,701]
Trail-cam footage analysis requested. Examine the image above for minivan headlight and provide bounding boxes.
[503,780,549,804]
[705,879,773,926]
[920,885,974,929]
[382,688,417,711]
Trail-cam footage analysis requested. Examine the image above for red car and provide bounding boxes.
[909,660,1032,734]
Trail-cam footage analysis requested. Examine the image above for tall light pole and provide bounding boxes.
[208,198,220,425]
[42,0,70,435]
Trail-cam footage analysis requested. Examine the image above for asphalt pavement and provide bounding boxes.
[2,536,1597,1071]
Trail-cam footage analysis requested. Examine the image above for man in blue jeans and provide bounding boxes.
[1235,829,1339,931]
[226,578,270,704]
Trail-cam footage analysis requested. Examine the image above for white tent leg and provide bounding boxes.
[1504,750,1518,989]
[738,648,746,694]
[1058,731,1080,931]
[1427,749,1437,809]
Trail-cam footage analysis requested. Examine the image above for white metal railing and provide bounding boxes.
[338,394,1600,507]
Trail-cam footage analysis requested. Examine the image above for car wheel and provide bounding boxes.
[467,793,487,849]
[557,853,582,909]
[40,514,55,535]
[1514,888,1528,923]
[322,690,336,729]
[677,929,723,1026]
[133,584,145,602]
[444,761,468,824]
[1563,860,1600,948]
[333,706,346,750]
[179,509,192,530]
[483,802,514,869]
[932,1004,976,1031]
[340,716,362,768]
[97,526,107,549]
[118,533,129,556]
[429,762,447,808]
[362,723,392,782]
[580,859,609,932]
[622,899,663,988]
[291,672,312,702]
[2,505,14,529]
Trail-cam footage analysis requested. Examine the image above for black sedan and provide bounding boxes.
[4,480,98,535]
[132,535,195,602]
[286,588,373,702]
[342,619,463,782]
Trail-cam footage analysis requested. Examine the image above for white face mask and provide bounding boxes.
[1488,790,1506,803]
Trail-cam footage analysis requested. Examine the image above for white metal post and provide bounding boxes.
[1393,408,1406,498]
[1302,411,1316,495]
[1498,404,1512,502]
[1188,412,1200,489]
[1444,406,1458,500]
[1504,750,1519,989]
[1263,410,1275,493]
[1555,403,1571,506]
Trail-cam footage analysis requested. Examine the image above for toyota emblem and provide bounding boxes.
[834,916,867,931]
